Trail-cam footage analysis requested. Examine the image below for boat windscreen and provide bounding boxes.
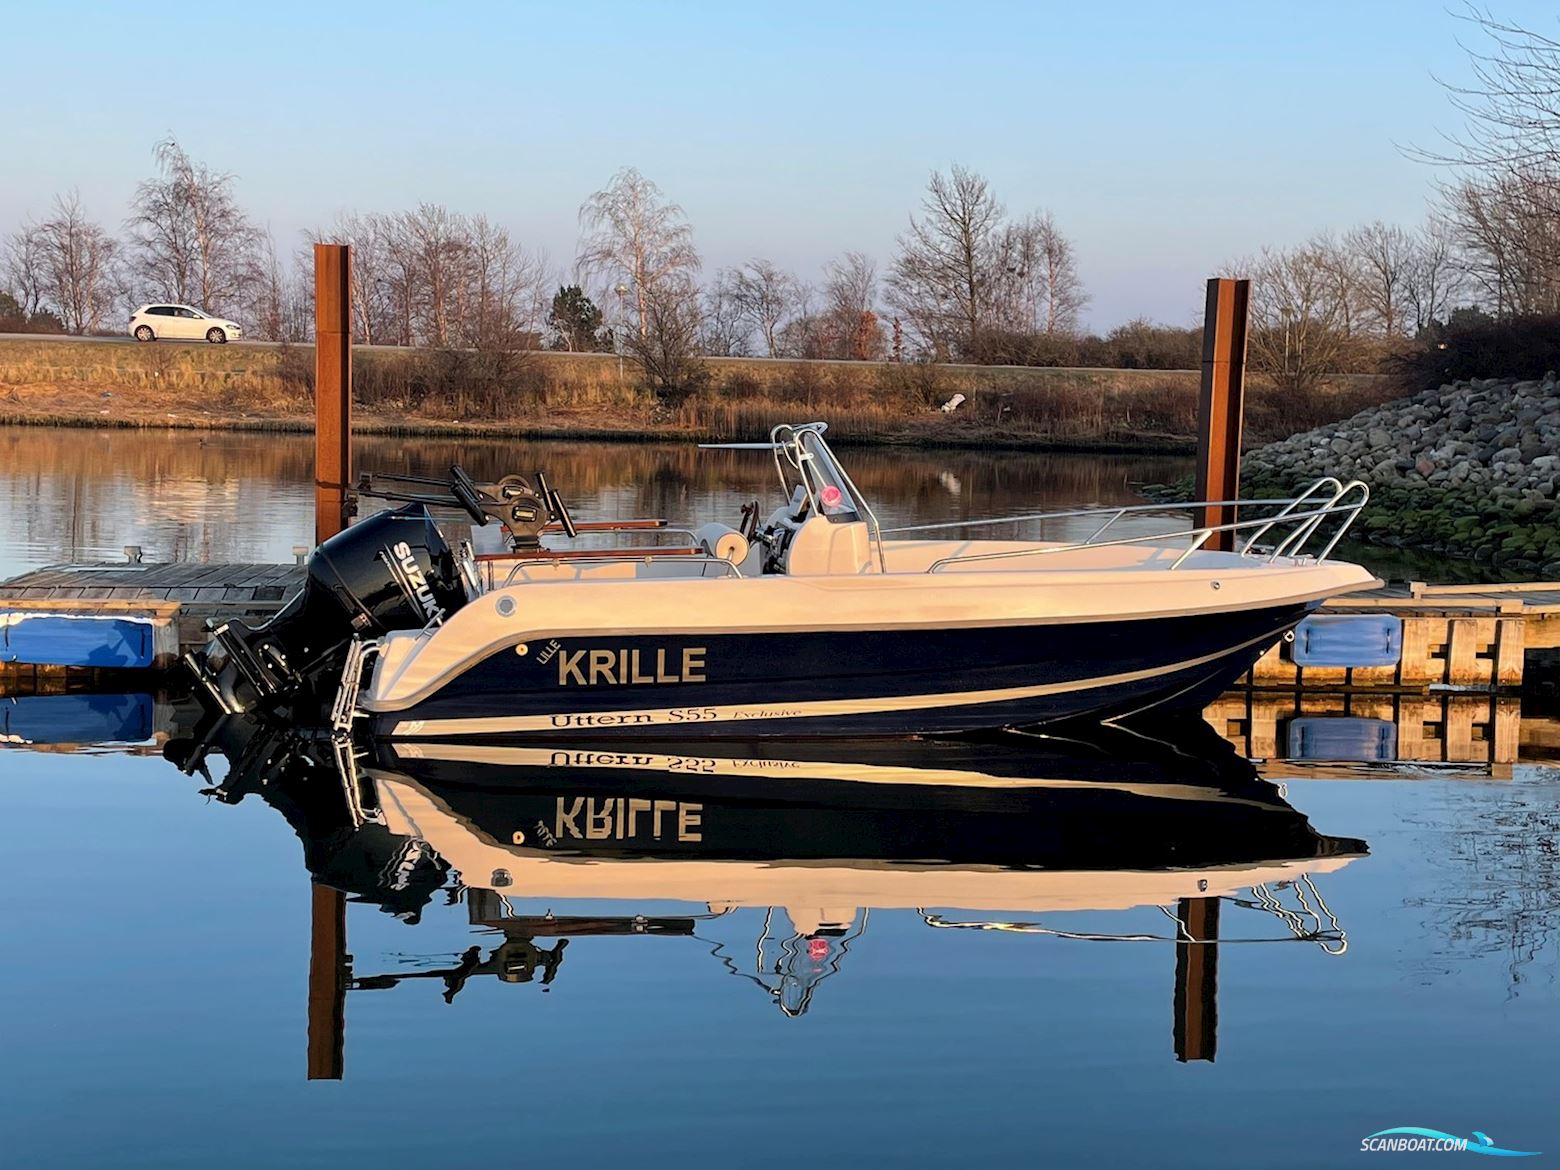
[774,424,863,523]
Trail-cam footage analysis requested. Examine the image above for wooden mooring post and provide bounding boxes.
[306,883,347,1080]
[314,242,352,545]
[1194,277,1250,553]
[1174,897,1219,1062]
[1171,276,1245,1060]
[307,242,352,1082]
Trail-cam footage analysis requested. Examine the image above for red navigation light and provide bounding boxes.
[819,485,844,510]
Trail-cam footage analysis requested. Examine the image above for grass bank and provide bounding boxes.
[0,338,1395,450]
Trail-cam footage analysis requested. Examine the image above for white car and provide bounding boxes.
[129,303,243,343]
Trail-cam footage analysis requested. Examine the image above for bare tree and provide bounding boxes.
[1291,219,1464,340]
[887,167,1087,357]
[10,193,123,334]
[775,282,826,359]
[887,164,1005,356]
[1444,172,1560,315]
[459,213,547,349]
[821,251,884,360]
[247,234,286,341]
[990,214,1047,332]
[377,215,421,347]
[1404,217,1465,332]
[1313,231,1366,338]
[987,211,1089,337]
[1344,221,1415,336]
[1417,8,1560,315]
[304,206,546,349]
[395,203,468,347]
[3,220,48,319]
[311,212,414,345]
[125,138,263,315]
[577,167,700,339]
[627,274,707,402]
[727,258,800,356]
[700,270,750,356]
[1423,7,1560,198]
[309,212,398,345]
[1032,211,1088,335]
[1233,240,1365,393]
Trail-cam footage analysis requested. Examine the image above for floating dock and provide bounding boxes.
[1240,580,1560,692]
[1,561,303,690]
[1206,690,1529,771]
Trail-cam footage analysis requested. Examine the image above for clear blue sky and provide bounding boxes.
[5,0,1556,327]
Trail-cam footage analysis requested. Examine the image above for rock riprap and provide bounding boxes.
[1158,376,1560,573]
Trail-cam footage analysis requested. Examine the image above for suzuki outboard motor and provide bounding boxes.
[185,504,470,719]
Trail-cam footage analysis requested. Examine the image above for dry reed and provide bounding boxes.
[0,338,1397,448]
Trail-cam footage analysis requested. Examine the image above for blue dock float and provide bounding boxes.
[2,611,169,669]
[1,692,157,745]
[0,561,304,686]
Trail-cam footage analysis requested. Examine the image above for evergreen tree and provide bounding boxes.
[547,284,608,351]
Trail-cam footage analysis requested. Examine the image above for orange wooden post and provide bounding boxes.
[308,243,352,1080]
[1195,278,1250,553]
[306,883,347,1080]
[1174,897,1219,1062]
[314,242,352,544]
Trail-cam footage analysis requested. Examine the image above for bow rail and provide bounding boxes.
[917,477,1370,573]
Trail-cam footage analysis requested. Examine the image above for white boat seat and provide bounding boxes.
[782,517,876,576]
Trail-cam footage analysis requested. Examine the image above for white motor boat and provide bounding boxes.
[187,422,1377,739]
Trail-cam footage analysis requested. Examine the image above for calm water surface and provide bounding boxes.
[0,426,1199,570]
[1,426,1557,1168]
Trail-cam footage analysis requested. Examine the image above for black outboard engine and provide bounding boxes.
[185,503,470,719]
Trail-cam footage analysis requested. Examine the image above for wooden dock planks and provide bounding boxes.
[1,562,305,673]
[1205,690,1524,768]
[0,562,303,604]
[1244,581,1555,692]
[1338,580,1560,650]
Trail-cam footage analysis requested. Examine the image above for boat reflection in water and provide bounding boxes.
[156,712,1365,1066]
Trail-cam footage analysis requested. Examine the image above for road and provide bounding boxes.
[0,331,284,349]
[0,332,623,358]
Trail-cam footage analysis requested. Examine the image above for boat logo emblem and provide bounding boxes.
[385,541,448,625]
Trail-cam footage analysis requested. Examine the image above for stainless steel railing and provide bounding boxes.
[499,553,744,586]
[919,478,1370,573]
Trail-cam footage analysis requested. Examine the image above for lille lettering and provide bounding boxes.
[556,646,707,686]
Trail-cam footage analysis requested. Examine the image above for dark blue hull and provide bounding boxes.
[373,723,1366,869]
[373,602,1312,740]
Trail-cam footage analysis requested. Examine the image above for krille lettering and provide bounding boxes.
[553,796,704,842]
[556,646,708,686]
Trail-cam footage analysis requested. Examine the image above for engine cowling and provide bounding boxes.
[186,504,470,718]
